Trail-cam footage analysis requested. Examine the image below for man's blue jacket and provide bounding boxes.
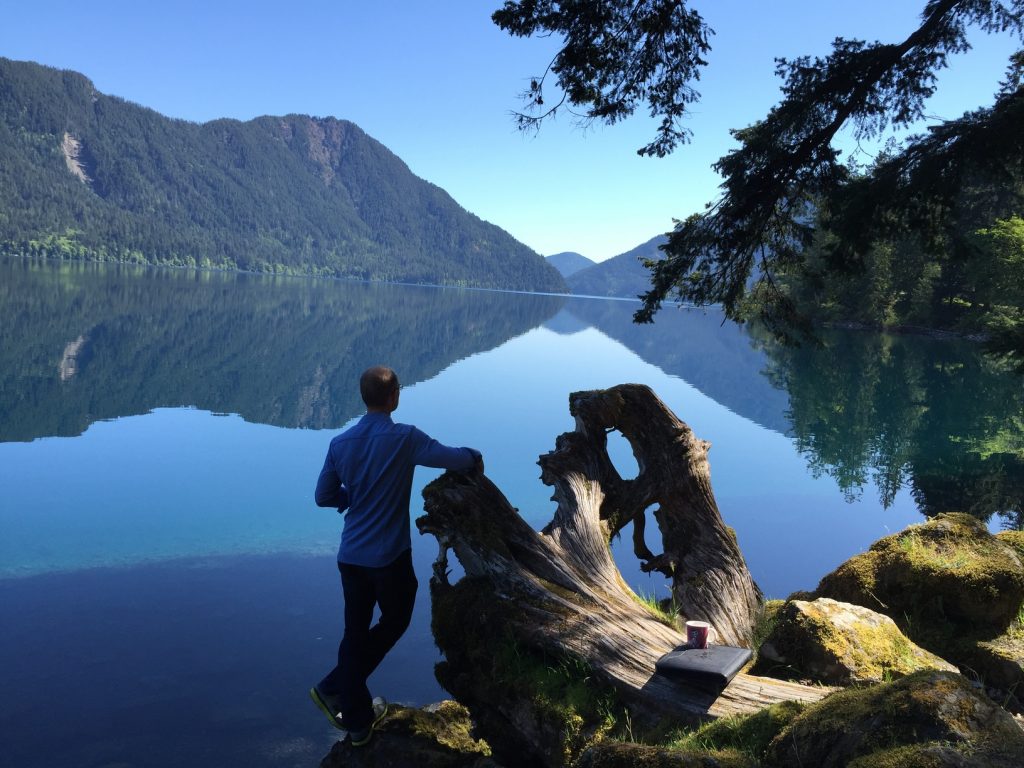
[315,412,479,567]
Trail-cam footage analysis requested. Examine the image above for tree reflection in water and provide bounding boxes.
[753,328,1024,530]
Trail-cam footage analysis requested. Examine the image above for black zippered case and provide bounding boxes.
[654,644,753,691]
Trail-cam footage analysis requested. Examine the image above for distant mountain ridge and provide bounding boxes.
[0,57,565,292]
[546,251,595,277]
[567,234,666,298]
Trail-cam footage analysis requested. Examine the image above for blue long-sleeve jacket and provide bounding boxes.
[315,412,479,567]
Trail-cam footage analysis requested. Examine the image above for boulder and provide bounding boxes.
[576,742,755,768]
[961,631,1024,695]
[320,701,498,768]
[763,670,1024,768]
[997,529,1024,561]
[813,513,1024,644]
[753,598,957,685]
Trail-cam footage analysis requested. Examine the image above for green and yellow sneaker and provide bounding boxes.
[348,696,388,747]
[309,686,346,731]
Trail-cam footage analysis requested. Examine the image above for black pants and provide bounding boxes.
[318,549,417,730]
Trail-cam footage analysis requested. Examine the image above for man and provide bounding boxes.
[310,365,482,745]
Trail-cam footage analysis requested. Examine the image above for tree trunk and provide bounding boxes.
[417,385,831,762]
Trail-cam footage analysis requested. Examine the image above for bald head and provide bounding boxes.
[360,366,400,409]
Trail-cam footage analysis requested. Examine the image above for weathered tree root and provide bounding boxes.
[417,385,830,763]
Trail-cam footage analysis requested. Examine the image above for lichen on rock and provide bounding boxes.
[753,598,957,685]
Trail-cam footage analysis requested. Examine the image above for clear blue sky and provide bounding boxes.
[1,1,1017,261]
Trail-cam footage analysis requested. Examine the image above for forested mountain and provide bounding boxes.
[567,235,665,297]
[546,251,595,277]
[0,58,566,292]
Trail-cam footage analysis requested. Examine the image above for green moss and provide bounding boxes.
[753,598,953,685]
[845,743,959,768]
[431,576,628,766]
[668,700,804,760]
[750,600,784,659]
[766,670,1024,767]
[633,590,681,629]
[388,701,492,757]
[960,630,1024,691]
[805,602,930,681]
[846,737,1024,768]
[814,513,1024,651]
[578,741,756,767]
[996,529,1024,561]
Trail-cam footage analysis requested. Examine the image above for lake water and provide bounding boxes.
[1,257,1021,766]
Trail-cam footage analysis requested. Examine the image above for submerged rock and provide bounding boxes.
[764,670,1024,767]
[319,700,498,768]
[813,513,1024,643]
[754,598,957,685]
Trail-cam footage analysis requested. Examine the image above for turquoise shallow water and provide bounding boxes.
[1,257,1020,766]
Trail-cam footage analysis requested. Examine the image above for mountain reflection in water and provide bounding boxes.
[0,258,564,439]
[1,257,1021,528]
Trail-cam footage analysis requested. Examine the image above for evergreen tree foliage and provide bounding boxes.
[0,57,566,293]
[493,1,1024,344]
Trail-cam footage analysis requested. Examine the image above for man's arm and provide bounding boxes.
[412,428,482,472]
[314,451,350,511]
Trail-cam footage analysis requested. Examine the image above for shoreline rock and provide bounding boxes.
[754,597,957,685]
[319,700,497,768]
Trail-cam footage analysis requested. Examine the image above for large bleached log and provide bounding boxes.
[417,384,830,740]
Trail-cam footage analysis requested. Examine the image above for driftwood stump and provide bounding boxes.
[417,385,830,763]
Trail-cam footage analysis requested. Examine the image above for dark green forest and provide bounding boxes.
[0,57,566,293]
[763,207,1024,351]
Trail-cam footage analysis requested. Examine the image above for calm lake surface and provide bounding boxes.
[2,257,1021,766]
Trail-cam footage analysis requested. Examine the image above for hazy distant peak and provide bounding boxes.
[546,251,596,278]
[566,234,667,298]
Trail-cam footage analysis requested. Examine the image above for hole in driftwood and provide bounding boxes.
[605,428,639,480]
[609,504,673,615]
[445,547,466,584]
[428,542,467,586]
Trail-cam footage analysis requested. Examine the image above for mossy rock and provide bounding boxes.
[814,513,1024,643]
[843,745,1011,768]
[576,741,755,768]
[320,701,497,768]
[752,598,957,685]
[996,529,1024,561]
[763,670,1024,768]
[667,700,805,763]
[959,630,1024,693]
